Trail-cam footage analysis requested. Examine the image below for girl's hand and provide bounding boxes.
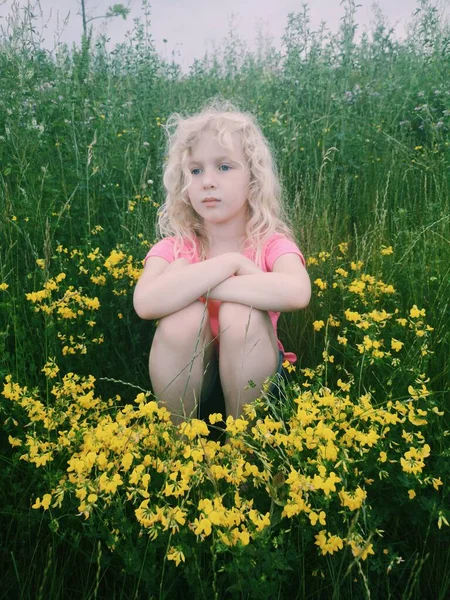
[234,254,264,276]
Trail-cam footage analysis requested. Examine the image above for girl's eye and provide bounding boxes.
[219,165,231,172]
[191,168,202,175]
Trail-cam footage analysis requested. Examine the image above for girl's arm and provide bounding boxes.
[208,255,310,312]
[133,252,241,320]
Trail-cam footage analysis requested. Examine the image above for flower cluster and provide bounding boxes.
[27,243,144,355]
[3,241,447,575]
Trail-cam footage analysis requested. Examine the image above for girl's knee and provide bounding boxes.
[155,300,211,346]
[218,302,268,341]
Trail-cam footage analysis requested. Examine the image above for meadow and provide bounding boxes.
[0,0,449,598]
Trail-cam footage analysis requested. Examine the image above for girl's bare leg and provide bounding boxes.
[218,301,279,419]
[148,260,216,425]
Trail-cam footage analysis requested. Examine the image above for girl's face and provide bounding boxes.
[186,131,251,235]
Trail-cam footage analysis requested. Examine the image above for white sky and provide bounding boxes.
[1,0,449,73]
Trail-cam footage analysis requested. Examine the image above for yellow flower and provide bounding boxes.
[408,384,431,400]
[313,320,325,331]
[322,351,334,363]
[338,242,349,254]
[90,274,107,286]
[318,251,330,262]
[179,419,210,439]
[391,339,404,352]
[208,413,223,425]
[400,447,426,474]
[337,335,348,346]
[32,494,52,510]
[378,451,387,463]
[309,511,327,526]
[339,487,367,511]
[121,452,134,471]
[315,530,344,555]
[381,246,393,255]
[350,260,364,271]
[348,279,366,295]
[410,305,426,318]
[314,278,327,291]
[347,536,375,561]
[337,379,351,392]
[408,489,416,500]
[345,309,361,323]
[167,547,186,567]
[283,362,296,373]
[335,267,348,277]
[432,477,443,490]
[327,315,340,327]
[42,358,60,379]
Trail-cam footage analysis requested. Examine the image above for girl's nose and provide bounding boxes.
[202,169,216,188]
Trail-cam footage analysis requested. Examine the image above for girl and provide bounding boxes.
[133,99,311,426]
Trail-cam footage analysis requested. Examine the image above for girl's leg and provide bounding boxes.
[218,301,279,419]
[148,261,216,425]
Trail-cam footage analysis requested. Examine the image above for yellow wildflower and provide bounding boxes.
[314,278,327,290]
[391,339,404,352]
[42,358,60,379]
[432,478,443,490]
[337,379,351,392]
[32,494,52,510]
[410,305,426,318]
[347,536,375,560]
[350,260,364,271]
[315,530,344,555]
[167,547,186,567]
[309,511,327,526]
[8,435,22,447]
[313,320,325,331]
[339,487,367,511]
[348,279,366,295]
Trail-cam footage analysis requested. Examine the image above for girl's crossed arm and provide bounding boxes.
[133,252,242,320]
[208,254,311,312]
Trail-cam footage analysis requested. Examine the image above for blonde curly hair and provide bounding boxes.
[156,98,298,269]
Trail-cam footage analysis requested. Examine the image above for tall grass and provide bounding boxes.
[0,0,449,597]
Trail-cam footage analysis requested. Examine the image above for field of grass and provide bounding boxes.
[0,1,449,598]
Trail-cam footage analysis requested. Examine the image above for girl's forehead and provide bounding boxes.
[189,130,243,157]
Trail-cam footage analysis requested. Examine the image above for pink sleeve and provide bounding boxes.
[265,235,306,272]
[144,238,176,265]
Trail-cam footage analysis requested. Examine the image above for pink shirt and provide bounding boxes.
[144,233,306,364]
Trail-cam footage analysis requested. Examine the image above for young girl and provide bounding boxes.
[133,100,311,425]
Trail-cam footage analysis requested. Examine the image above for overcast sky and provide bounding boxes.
[1,0,449,72]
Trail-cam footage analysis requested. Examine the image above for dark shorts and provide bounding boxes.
[198,349,289,421]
